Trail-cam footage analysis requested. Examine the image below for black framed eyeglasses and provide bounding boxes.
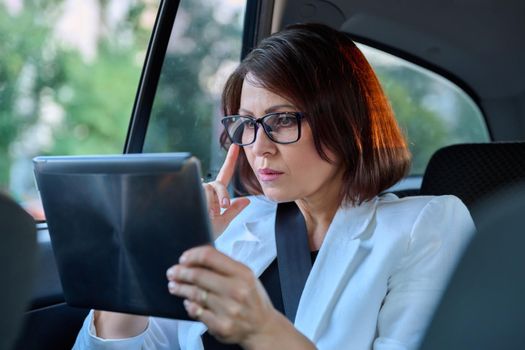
[221,112,304,146]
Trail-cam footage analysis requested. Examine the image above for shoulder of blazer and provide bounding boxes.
[376,193,443,216]
[374,194,470,233]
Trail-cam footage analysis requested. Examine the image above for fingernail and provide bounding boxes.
[168,281,177,290]
[166,268,175,279]
[179,254,187,264]
[222,198,229,207]
[183,299,190,308]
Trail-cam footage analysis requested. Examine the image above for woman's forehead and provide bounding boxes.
[240,75,295,112]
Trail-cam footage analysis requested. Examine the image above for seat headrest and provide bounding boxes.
[420,142,525,208]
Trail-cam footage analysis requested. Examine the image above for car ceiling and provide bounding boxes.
[273,0,525,140]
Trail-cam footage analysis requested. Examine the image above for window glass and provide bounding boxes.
[143,0,246,180]
[359,44,490,175]
[143,17,486,181]
[1,0,158,219]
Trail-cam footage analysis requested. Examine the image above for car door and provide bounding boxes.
[8,0,253,348]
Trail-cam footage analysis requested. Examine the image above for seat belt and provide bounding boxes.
[275,201,312,322]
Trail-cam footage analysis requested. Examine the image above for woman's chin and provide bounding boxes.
[261,188,297,203]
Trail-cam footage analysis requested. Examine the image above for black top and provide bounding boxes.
[201,251,319,349]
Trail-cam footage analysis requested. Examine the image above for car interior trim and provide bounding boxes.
[124,0,181,154]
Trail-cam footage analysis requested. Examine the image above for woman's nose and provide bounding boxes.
[249,126,277,156]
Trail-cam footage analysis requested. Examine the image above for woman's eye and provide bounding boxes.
[244,120,256,129]
[276,115,295,127]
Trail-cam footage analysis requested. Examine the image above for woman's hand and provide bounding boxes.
[166,246,316,349]
[203,144,250,237]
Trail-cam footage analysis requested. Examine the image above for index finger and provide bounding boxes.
[178,246,250,277]
[216,144,240,185]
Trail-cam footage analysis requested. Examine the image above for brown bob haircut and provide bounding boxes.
[220,23,411,204]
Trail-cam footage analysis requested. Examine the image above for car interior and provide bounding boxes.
[419,181,525,349]
[0,193,37,350]
[5,0,525,348]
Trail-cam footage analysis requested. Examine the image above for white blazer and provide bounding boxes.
[74,193,475,350]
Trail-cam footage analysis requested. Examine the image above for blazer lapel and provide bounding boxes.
[294,198,378,341]
[189,211,278,340]
[232,213,277,277]
[213,208,278,277]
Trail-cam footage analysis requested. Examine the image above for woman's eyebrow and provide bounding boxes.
[265,104,295,113]
[238,104,296,116]
[238,108,253,115]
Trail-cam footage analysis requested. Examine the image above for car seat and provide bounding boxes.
[0,193,37,350]
[419,142,525,211]
[418,181,525,349]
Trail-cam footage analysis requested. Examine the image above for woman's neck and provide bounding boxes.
[295,179,344,251]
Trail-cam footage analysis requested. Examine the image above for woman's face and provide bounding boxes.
[240,76,343,203]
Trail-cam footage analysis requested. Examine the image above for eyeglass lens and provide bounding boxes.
[224,113,300,145]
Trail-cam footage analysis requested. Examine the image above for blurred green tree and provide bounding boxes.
[143,0,244,178]
[1,0,487,201]
[0,2,66,188]
[375,66,448,174]
[0,0,152,197]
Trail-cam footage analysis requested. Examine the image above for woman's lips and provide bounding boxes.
[258,168,284,182]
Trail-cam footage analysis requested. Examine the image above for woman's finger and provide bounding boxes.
[183,299,240,344]
[167,265,233,295]
[202,183,220,217]
[216,144,240,186]
[183,300,220,329]
[168,281,206,303]
[205,189,250,237]
[221,197,250,223]
[178,246,253,278]
[209,181,230,209]
[168,281,217,307]
[168,280,241,318]
[183,299,208,319]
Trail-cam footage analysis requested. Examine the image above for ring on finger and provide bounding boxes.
[200,289,208,306]
[195,306,204,318]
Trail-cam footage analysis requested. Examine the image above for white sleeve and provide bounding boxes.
[374,195,475,350]
[72,310,180,350]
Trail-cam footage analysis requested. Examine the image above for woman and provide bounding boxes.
[74,23,474,349]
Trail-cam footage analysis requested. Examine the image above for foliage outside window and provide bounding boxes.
[3,0,488,220]
[359,45,489,175]
[144,19,488,181]
[1,0,158,218]
[143,0,246,180]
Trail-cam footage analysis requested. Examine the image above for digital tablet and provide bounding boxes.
[33,153,213,320]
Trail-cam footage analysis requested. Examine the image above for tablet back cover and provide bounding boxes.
[34,154,212,320]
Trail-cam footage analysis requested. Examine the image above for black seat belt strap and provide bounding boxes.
[275,201,312,322]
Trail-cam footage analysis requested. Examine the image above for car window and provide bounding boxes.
[1,0,159,219]
[358,44,490,175]
[142,0,246,181]
[143,20,488,183]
